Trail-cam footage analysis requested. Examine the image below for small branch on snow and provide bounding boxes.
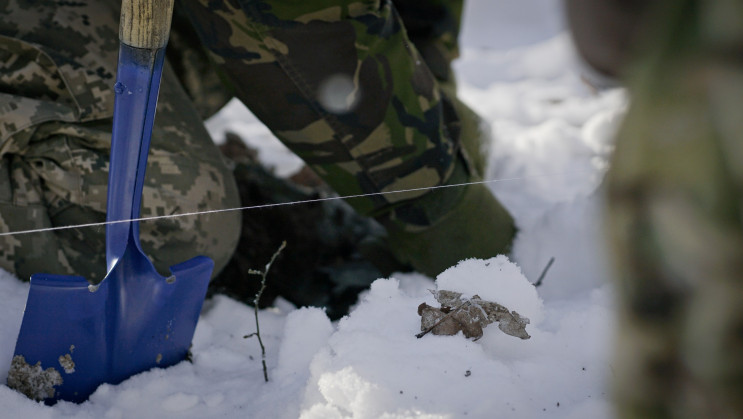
[533,257,555,288]
[243,240,286,382]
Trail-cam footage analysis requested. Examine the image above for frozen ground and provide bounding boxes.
[0,1,628,417]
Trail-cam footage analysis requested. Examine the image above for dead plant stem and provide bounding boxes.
[244,241,286,382]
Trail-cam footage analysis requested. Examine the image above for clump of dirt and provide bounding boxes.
[7,355,63,401]
[58,354,75,374]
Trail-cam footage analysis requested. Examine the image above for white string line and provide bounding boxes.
[0,171,591,237]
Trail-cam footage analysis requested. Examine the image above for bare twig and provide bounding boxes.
[243,241,286,382]
[533,257,555,288]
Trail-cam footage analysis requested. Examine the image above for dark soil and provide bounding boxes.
[209,133,405,319]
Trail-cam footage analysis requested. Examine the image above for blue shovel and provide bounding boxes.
[8,0,213,404]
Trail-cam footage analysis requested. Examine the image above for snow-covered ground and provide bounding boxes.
[0,1,628,417]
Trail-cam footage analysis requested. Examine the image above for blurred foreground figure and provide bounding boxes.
[567,0,743,416]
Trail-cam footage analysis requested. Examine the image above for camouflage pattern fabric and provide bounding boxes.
[178,0,481,229]
[605,0,743,417]
[0,0,241,282]
[177,0,514,276]
[393,0,464,89]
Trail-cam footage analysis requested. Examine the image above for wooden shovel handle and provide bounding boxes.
[119,0,175,49]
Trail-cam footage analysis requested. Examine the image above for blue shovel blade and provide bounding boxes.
[11,245,212,404]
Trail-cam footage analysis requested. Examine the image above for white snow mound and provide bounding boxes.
[435,256,544,325]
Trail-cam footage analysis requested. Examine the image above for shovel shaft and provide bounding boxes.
[105,44,166,272]
[106,0,175,271]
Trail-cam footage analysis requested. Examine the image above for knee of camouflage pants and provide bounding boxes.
[604,0,743,417]
[0,0,240,283]
[180,0,515,276]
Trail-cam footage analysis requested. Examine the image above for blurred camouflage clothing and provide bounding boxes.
[0,0,514,284]
[602,0,743,417]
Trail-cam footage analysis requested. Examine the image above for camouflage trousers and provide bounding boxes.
[0,0,486,282]
[177,0,486,226]
[606,0,743,417]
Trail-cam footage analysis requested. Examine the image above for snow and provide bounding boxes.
[0,1,627,417]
